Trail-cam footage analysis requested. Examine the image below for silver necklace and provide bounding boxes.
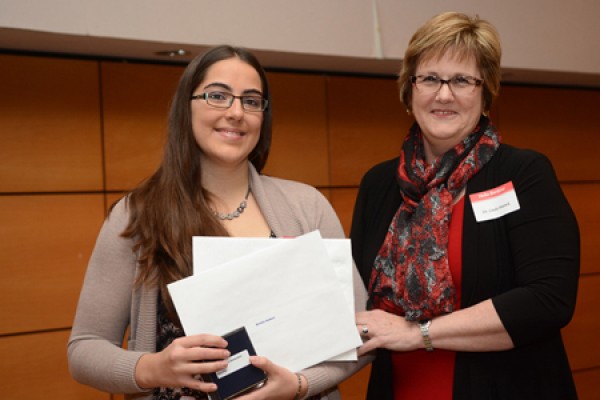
[212,186,251,220]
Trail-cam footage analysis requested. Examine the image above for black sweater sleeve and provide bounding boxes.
[486,150,580,346]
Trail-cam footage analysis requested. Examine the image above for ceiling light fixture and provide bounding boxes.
[155,49,190,57]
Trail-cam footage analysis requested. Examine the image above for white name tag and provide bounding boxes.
[216,350,251,379]
[469,181,520,222]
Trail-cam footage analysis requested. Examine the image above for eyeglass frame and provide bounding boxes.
[410,75,484,95]
[191,91,269,112]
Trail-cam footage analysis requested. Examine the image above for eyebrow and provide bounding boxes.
[202,82,263,96]
[417,72,476,77]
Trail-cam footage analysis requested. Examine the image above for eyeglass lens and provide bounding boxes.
[413,75,481,94]
[202,91,267,111]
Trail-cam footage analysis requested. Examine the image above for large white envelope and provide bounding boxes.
[192,234,357,361]
[167,231,362,372]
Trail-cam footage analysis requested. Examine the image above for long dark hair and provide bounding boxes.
[121,45,272,306]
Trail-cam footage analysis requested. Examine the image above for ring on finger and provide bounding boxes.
[361,325,369,335]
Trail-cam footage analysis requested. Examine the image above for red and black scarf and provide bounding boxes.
[368,116,501,321]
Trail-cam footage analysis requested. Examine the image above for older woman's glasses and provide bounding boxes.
[410,75,483,95]
[191,91,268,112]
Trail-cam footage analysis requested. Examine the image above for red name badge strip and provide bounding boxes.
[469,181,520,222]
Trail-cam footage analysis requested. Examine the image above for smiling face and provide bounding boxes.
[191,57,264,169]
[411,51,484,163]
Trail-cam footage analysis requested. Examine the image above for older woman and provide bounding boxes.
[352,12,580,400]
[68,45,370,400]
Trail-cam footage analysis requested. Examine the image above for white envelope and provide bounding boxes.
[192,234,357,361]
[167,231,362,372]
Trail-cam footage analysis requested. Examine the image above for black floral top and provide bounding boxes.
[152,294,208,400]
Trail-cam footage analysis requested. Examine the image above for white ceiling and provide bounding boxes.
[1,0,599,87]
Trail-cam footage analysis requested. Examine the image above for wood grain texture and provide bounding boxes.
[572,367,600,400]
[0,54,103,192]
[1,53,599,398]
[329,187,359,237]
[562,183,600,274]
[0,330,109,399]
[496,86,600,182]
[263,72,330,186]
[328,75,412,186]
[102,61,183,191]
[0,194,104,335]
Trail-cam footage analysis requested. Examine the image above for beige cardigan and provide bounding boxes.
[68,165,371,399]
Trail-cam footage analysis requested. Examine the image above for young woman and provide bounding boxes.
[68,45,370,400]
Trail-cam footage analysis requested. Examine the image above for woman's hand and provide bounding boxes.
[356,301,514,354]
[355,309,422,356]
[236,356,305,400]
[135,333,230,393]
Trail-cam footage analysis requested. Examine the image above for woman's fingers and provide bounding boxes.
[357,338,378,356]
[356,309,418,353]
[248,355,270,370]
[179,376,219,393]
[189,358,229,375]
[355,310,375,339]
[176,333,229,349]
[186,346,230,363]
[236,356,299,400]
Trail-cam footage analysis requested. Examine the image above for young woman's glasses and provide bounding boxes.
[191,91,268,112]
[410,75,484,95]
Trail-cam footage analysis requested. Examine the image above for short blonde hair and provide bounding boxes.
[398,12,502,113]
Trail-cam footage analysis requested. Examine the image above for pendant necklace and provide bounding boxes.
[212,185,251,220]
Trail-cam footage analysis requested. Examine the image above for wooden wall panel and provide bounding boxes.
[1,53,598,398]
[0,54,103,192]
[328,76,412,186]
[0,330,109,399]
[573,368,600,400]
[102,62,183,191]
[562,275,600,371]
[329,188,359,237]
[263,72,329,186]
[562,183,600,274]
[0,194,104,335]
[496,86,600,182]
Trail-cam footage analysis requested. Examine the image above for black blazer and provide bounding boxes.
[351,144,580,399]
